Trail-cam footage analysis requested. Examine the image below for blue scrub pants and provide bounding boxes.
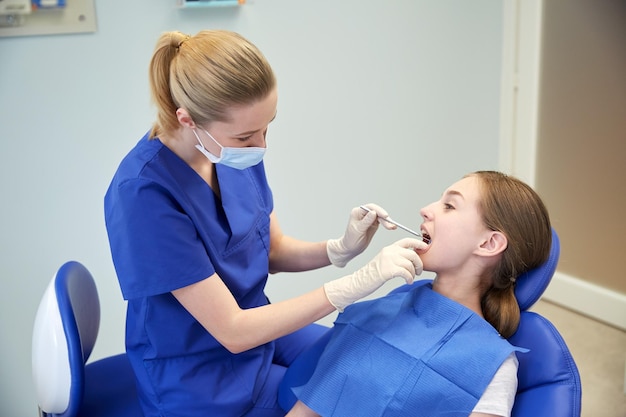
[243,323,329,416]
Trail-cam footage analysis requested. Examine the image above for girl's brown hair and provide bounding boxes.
[470,171,552,338]
[148,30,276,139]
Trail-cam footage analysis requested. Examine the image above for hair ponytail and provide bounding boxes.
[482,285,519,338]
[148,31,189,138]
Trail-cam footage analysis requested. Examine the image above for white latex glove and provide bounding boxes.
[327,204,395,268]
[324,238,427,312]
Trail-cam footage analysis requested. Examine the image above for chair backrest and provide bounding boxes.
[32,261,100,417]
[279,228,582,416]
[508,229,582,416]
[509,311,582,417]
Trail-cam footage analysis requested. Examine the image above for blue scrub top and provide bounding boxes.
[104,134,275,417]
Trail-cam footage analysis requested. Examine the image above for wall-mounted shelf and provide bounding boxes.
[177,0,245,8]
[0,0,96,38]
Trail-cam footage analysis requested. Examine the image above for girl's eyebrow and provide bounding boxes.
[443,190,465,199]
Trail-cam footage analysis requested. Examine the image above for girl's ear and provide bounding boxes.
[478,231,508,257]
[176,108,196,129]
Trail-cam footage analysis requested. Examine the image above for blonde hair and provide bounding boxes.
[470,171,552,338]
[148,30,276,138]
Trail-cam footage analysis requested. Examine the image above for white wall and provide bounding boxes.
[0,1,504,415]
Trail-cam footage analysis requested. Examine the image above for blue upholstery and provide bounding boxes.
[509,312,582,417]
[32,261,142,417]
[514,228,561,311]
[509,229,581,417]
[279,229,582,416]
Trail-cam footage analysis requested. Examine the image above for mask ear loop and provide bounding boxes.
[192,128,205,149]
[192,129,222,163]
[201,128,224,154]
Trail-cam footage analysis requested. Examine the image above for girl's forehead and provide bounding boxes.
[445,176,480,196]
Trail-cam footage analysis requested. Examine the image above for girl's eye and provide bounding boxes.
[444,203,455,210]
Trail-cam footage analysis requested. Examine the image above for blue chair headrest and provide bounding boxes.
[514,228,560,311]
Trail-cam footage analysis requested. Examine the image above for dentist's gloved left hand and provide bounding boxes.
[327,203,394,268]
[324,238,426,312]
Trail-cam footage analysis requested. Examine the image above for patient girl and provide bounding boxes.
[285,171,552,417]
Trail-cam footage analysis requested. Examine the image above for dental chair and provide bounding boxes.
[32,261,143,417]
[278,229,582,416]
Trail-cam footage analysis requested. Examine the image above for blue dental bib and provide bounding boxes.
[291,285,525,417]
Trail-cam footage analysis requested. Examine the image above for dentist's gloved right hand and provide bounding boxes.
[326,203,395,268]
[324,238,428,312]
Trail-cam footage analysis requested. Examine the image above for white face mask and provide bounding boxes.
[193,128,266,170]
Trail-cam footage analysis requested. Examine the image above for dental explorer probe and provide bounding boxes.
[359,206,430,244]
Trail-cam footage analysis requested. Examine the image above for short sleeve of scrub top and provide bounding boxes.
[105,135,274,300]
[106,170,216,299]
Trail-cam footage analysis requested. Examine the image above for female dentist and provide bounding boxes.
[104,30,426,417]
